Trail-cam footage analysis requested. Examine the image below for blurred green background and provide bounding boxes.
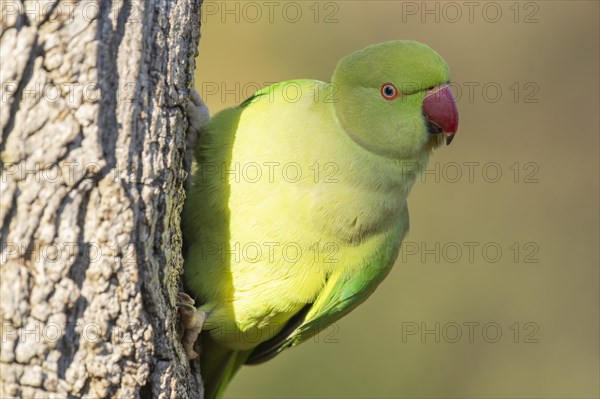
[194,1,599,398]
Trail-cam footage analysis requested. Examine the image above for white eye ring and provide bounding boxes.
[381,83,399,100]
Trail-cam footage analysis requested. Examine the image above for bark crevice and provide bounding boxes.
[1,34,41,152]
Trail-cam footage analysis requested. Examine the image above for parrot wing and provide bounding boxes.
[246,208,409,364]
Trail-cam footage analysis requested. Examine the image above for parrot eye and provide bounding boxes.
[380,83,399,100]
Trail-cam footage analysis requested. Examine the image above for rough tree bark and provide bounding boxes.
[0,0,204,397]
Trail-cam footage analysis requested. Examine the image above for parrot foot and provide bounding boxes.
[177,292,205,360]
[186,88,210,137]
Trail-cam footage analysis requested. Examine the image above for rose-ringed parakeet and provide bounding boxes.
[181,40,458,398]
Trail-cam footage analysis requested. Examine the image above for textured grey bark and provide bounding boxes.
[0,0,203,397]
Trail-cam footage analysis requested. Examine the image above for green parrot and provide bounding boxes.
[182,40,458,398]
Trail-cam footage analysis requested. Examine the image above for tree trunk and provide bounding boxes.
[0,0,203,397]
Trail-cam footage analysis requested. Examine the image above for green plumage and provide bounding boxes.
[183,40,455,398]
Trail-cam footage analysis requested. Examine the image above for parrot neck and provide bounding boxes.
[312,113,430,244]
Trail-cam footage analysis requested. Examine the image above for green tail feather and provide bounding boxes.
[201,334,252,399]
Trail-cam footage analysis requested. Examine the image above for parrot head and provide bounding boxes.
[331,40,458,159]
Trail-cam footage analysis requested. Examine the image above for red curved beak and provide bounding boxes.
[422,85,459,145]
